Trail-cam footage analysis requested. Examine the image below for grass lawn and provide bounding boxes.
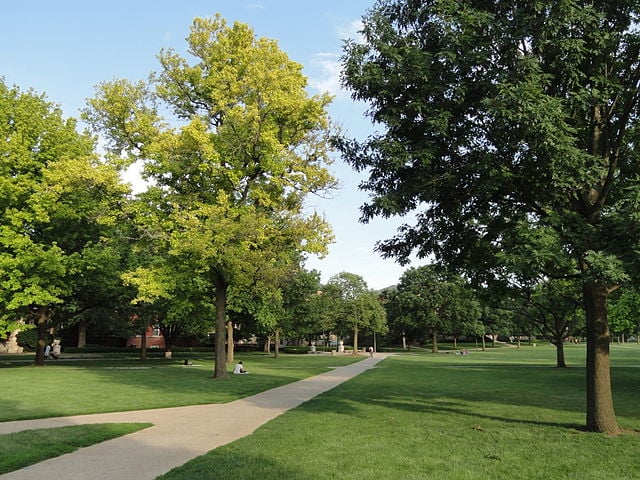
[0,353,363,421]
[157,343,640,480]
[0,423,151,474]
[2,345,639,479]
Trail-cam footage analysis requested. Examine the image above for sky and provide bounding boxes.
[0,0,422,290]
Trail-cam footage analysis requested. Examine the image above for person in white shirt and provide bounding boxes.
[233,361,248,374]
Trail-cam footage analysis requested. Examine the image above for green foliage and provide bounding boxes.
[338,0,640,432]
[0,79,130,363]
[390,265,480,346]
[15,327,41,351]
[83,15,336,376]
[608,289,640,337]
[0,319,30,339]
[276,267,328,340]
[325,272,388,339]
[338,0,640,284]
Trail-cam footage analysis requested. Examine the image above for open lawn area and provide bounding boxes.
[158,344,640,480]
[2,344,639,479]
[0,353,363,421]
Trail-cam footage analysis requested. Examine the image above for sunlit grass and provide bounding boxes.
[0,353,363,421]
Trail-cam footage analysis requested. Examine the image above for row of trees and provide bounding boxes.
[382,264,640,359]
[1,16,339,378]
[1,16,392,378]
[4,1,640,436]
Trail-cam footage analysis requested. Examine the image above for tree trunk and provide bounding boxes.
[353,326,359,355]
[274,330,280,359]
[402,331,407,350]
[453,336,458,349]
[34,307,49,366]
[264,335,271,354]
[77,320,87,348]
[431,330,438,353]
[213,279,229,379]
[140,324,147,361]
[554,340,567,368]
[226,320,234,365]
[583,283,620,434]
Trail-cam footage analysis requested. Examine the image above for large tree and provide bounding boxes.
[84,16,335,378]
[504,279,583,367]
[338,0,640,433]
[0,80,128,365]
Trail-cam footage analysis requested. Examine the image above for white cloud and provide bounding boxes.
[308,52,343,97]
[337,19,364,43]
[308,17,364,97]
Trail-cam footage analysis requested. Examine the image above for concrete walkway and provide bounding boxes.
[0,354,390,480]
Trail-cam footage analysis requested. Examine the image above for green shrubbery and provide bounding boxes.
[15,329,51,352]
[63,346,216,357]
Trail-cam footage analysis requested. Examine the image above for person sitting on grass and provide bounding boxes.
[233,361,248,374]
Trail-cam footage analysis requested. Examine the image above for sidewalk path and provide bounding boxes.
[0,353,390,480]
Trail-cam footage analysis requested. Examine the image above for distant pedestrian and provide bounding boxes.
[233,361,248,374]
[368,346,374,358]
[44,344,51,359]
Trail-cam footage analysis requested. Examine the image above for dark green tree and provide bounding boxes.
[326,272,387,353]
[504,280,583,367]
[608,289,640,342]
[338,0,640,434]
[394,266,479,352]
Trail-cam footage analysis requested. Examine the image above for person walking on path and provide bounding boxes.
[0,353,392,480]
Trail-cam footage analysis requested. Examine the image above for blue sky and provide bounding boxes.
[0,0,420,289]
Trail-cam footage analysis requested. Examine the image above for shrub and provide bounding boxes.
[16,329,50,352]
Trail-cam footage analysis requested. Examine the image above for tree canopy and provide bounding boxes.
[84,16,336,378]
[325,272,387,353]
[0,79,129,364]
[338,0,640,433]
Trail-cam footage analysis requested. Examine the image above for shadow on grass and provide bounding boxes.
[296,353,639,433]
[371,396,585,431]
[157,446,313,480]
[0,355,364,422]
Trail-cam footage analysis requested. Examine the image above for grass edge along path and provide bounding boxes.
[0,354,364,422]
[0,423,151,475]
[158,345,640,480]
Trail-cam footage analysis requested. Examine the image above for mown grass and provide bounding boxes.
[0,423,151,474]
[0,353,363,421]
[2,345,639,479]
[158,343,640,480]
